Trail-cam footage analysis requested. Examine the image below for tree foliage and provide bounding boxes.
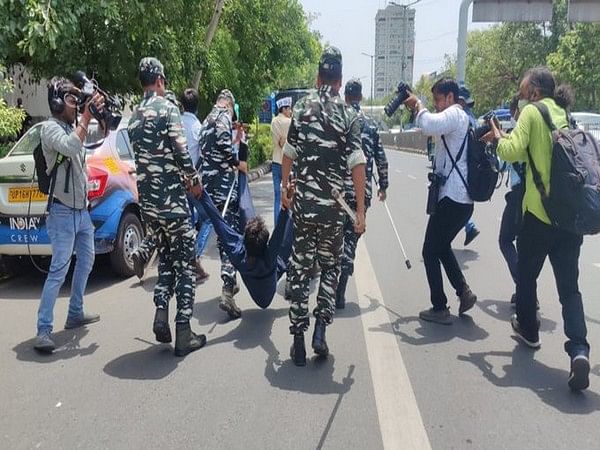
[465,24,548,116]
[0,66,24,140]
[548,24,600,111]
[0,0,321,119]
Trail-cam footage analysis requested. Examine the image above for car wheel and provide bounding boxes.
[110,211,143,278]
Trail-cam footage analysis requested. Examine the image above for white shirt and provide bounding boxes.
[416,104,472,205]
[182,112,201,167]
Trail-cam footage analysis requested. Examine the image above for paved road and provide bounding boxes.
[1,150,600,449]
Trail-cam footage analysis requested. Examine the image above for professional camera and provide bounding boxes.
[71,71,122,130]
[426,172,446,216]
[384,81,412,117]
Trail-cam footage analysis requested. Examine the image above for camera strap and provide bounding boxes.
[441,131,469,191]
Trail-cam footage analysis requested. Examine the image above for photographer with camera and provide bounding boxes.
[33,77,107,353]
[403,78,477,325]
[483,67,591,390]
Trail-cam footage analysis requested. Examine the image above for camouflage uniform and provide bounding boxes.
[133,90,181,265]
[341,86,389,277]
[127,60,200,323]
[200,91,239,290]
[284,50,366,335]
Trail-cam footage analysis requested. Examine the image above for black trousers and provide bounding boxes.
[516,212,589,357]
[422,197,474,310]
[498,186,524,285]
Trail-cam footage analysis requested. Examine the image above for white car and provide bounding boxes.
[0,120,143,277]
[571,112,600,142]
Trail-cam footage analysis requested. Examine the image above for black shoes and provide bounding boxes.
[335,273,349,309]
[312,318,329,357]
[458,287,477,315]
[510,314,541,349]
[568,355,590,391]
[132,251,145,279]
[174,322,207,357]
[290,333,306,366]
[464,227,480,246]
[153,308,172,343]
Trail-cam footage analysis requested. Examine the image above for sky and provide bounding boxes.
[299,0,493,98]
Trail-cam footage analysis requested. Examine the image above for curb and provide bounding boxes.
[247,161,272,182]
[385,146,426,156]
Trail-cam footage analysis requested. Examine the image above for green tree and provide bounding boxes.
[548,24,600,111]
[0,0,320,120]
[465,24,548,115]
[0,67,25,142]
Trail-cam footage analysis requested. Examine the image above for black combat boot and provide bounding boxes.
[336,273,349,309]
[312,318,329,357]
[153,308,172,343]
[290,333,306,366]
[174,322,207,357]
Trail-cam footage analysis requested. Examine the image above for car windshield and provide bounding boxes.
[8,125,41,156]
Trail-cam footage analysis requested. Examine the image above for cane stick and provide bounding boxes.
[373,175,412,269]
[222,171,239,218]
[331,189,357,223]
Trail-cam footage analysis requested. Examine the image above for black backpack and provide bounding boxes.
[441,124,499,202]
[527,102,600,235]
[33,140,66,195]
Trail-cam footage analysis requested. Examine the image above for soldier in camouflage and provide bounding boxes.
[200,89,243,319]
[131,89,180,276]
[128,57,206,357]
[281,46,367,366]
[336,78,389,309]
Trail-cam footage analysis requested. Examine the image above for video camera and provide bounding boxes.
[71,71,122,130]
[384,81,412,117]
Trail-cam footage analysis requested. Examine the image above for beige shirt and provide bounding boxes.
[270,113,291,164]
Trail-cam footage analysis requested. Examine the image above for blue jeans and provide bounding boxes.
[188,195,213,258]
[37,203,95,333]
[272,162,282,225]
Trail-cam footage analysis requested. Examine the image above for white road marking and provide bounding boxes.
[396,169,403,174]
[594,263,600,270]
[354,240,431,450]
[407,174,417,180]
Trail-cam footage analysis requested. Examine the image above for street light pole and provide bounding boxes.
[361,51,374,115]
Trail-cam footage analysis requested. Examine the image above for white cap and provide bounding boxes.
[276,97,292,110]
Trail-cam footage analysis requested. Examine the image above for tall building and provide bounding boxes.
[374,3,415,99]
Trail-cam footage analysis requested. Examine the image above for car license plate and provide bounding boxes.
[8,187,47,203]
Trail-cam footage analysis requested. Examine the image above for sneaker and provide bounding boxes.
[458,287,477,315]
[64,312,100,330]
[464,227,480,246]
[568,355,590,391]
[510,314,540,349]
[132,252,145,279]
[34,330,55,353]
[219,287,242,319]
[419,307,452,325]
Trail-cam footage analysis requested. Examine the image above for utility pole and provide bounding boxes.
[361,52,375,115]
